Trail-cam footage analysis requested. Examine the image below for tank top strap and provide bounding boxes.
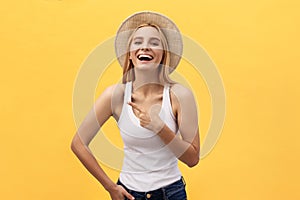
[162,83,170,108]
[124,81,132,105]
[163,83,176,120]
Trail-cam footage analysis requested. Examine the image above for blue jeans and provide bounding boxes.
[117,177,187,200]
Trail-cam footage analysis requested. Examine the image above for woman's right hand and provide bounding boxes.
[108,184,135,200]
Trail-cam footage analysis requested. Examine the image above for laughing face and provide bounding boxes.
[129,26,164,72]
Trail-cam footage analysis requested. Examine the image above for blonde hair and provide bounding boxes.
[122,23,176,84]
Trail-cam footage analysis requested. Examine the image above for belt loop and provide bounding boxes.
[182,176,186,186]
[162,188,167,200]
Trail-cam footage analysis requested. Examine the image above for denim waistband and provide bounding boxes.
[117,176,186,197]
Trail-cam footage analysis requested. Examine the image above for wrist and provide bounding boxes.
[104,182,117,193]
[153,119,165,133]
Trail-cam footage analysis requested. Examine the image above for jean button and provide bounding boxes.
[146,193,152,198]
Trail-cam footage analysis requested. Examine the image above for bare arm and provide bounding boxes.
[158,84,200,167]
[70,85,134,200]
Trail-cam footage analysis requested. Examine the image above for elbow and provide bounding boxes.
[70,137,77,153]
[70,134,83,154]
[187,156,200,168]
[186,147,200,168]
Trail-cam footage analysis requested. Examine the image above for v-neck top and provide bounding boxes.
[117,81,181,192]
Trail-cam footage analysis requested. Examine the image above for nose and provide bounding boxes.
[140,46,150,52]
[140,42,150,51]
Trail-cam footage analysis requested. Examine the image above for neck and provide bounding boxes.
[133,68,163,95]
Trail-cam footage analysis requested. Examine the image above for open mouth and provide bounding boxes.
[137,54,153,61]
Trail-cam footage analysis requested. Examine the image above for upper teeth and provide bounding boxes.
[138,54,153,59]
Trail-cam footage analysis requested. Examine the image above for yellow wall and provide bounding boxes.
[1,0,299,199]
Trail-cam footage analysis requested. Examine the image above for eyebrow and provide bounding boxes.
[133,36,161,41]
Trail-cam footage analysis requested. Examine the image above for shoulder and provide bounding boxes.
[99,83,126,99]
[169,83,196,116]
[101,83,127,111]
[169,83,195,100]
[93,84,126,109]
[111,83,125,96]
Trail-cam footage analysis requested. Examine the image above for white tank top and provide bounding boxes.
[117,81,182,192]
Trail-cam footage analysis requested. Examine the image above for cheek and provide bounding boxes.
[155,50,164,61]
[129,47,139,60]
[129,43,139,52]
[129,50,136,59]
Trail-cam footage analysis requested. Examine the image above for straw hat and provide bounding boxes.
[115,11,183,73]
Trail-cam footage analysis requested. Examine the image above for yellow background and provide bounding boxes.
[1,0,299,199]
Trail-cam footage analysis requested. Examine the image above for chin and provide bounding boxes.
[136,63,159,70]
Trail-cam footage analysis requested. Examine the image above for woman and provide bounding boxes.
[71,11,200,200]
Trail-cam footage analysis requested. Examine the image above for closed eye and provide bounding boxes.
[151,42,159,46]
[150,38,161,46]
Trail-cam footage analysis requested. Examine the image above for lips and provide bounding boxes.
[137,54,153,61]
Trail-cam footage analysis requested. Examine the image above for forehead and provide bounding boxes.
[133,26,161,39]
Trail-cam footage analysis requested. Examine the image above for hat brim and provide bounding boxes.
[115,11,183,73]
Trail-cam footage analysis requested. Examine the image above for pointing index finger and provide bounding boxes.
[127,102,143,113]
